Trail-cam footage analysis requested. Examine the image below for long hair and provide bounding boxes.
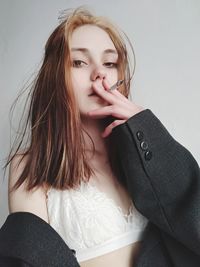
[3,6,136,193]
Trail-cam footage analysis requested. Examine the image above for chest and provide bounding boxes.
[46,178,148,262]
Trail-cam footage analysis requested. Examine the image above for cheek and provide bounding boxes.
[107,69,119,85]
[70,71,89,103]
[71,69,88,86]
[71,72,78,91]
[71,71,84,88]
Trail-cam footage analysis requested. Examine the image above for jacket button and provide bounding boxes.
[140,141,148,151]
[136,131,144,141]
[144,150,152,161]
[71,249,76,255]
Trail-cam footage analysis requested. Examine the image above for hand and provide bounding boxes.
[87,78,145,138]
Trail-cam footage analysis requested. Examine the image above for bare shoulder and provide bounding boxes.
[8,154,50,224]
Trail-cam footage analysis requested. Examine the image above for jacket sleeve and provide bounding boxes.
[0,212,80,267]
[110,109,200,256]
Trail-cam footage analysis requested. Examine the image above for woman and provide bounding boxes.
[0,7,200,267]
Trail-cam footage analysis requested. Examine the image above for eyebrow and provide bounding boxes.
[71,48,118,55]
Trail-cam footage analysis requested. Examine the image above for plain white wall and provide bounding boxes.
[0,0,200,227]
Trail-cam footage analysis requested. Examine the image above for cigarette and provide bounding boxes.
[108,79,124,91]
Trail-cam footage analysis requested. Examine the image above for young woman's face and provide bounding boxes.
[69,24,119,118]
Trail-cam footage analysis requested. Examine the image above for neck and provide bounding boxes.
[81,116,119,184]
[81,117,110,166]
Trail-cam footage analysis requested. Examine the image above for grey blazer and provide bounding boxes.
[0,109,200,266]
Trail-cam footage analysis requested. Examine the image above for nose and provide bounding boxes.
[91,66,107,81]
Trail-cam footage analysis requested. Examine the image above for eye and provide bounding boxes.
[104,62,118,68]
[72,60,87,68]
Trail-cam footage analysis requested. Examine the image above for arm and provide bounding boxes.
[110,109,200,256]
[8,154,49,223]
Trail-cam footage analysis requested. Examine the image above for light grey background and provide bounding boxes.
[0,0,200,227]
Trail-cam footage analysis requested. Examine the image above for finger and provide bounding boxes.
[102,119,126,138]
[88,105,128,120]
[103,78,128,102]
[92,80,120,105]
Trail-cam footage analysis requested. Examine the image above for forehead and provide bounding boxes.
[70,25,116,51]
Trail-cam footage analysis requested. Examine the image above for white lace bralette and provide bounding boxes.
[46,181,148,263]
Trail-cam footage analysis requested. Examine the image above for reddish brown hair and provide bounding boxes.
[3,6,136,193]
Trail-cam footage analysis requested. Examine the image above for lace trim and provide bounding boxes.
[46,182,133,217]
[80,182,134,220]
[46,181,146,225]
